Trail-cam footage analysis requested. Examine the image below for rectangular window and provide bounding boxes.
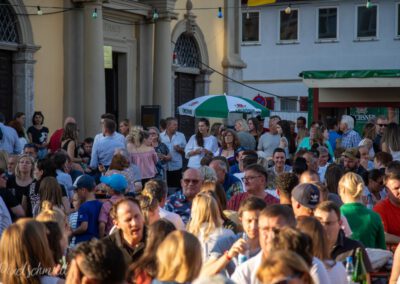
[242,12,260,43]
[318,7,337,39]
[397,3,400,37]
[280,9,298,41]
[357,5,377,38]
[280,97,298,112]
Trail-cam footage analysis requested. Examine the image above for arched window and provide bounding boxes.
[0,0,19,43]
[174,34,200,68]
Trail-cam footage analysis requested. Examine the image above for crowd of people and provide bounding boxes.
[0,110,400,283]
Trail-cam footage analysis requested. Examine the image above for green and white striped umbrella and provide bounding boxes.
[177,94,270,118]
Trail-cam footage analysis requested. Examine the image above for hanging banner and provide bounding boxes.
[248,0,276,7]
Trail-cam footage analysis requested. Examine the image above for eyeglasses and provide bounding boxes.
[378,124,388,127]
[242,175,262,182]
[149,132,157,135]
[183,179,200,185]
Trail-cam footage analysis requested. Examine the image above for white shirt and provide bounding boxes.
[324,260,347,284]
[311,257,331,284]
[185,135,218,169]
[231,251,263,284]
[160,131,187,171]
[159,207,185,230]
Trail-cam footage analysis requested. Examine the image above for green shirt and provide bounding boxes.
[340,202,386,249]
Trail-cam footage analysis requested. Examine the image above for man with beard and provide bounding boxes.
[342,147,368,182]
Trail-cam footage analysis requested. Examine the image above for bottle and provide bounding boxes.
[237,232,250,265]
[345,256,354,284]
[352,248,368,284]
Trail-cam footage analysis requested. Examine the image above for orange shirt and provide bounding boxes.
[374,198,400,237]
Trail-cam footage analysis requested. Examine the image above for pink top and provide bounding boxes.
[129,150,158,179]
[98,195,124,234]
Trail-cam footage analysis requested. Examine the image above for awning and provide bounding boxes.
[299,69,400,88]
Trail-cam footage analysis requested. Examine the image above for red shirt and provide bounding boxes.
[48,128,63,153]
[373,198,400,237]
[227,192,279,211]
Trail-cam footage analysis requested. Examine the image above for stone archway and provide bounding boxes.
[0,0,38,122]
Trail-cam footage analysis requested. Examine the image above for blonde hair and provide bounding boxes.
[137,192,159,225]
[0,150,8,171]
[156,231,202,283]
[235,119,249,131]
[0,219,55,284]
[338,172,365,200]
[15,154,35,179]
[36,201,67,232]
[257,250,313,284]
[187,192,222,241]
[127,126,144,146]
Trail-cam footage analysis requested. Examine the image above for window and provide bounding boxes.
[397,3,400,37]
[280,97,298,112]
[242,12,260,43]
[356,5,377,38]
[279,9,298,41]
[318,7,338,40]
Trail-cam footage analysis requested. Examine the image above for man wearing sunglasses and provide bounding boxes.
[164,168,203,224]
[373,116,388,153]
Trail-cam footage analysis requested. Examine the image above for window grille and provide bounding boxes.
[0,1,18,43]
[174,34,200,68]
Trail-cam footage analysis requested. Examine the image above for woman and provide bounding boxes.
[0,219,64,284]
[276,120,293,157]
[381,122,400,161]
[338,172,386,249]
[8,119,28,152]
[27,111,49,160]
[325,163,344,195]
[128,219,176,284]
[185,118,218,169]
[362,169,386,209]
[358,122,376,159]
[297,216,347,284]
[297,124,334,158]
[119,119,131,137]
[37,176,70,216]
[61,122,83,166]
[148,127,171,180]
[99,149,142,194]
[187,192,234,261]
[247,117,260,145]
[136,192,160,225]
[257,250,313,284]
[214,129,242,168]
[7,154,34,204]
[234,119,256,151]
[152,230,202,284]
[127,129,158,186]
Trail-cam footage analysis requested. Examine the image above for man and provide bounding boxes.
[257,115,281,159]
[142,179,185,230]
[296,116,307,132]
[326,117,341,152]
[98,173,127,237]
[6,154,18,176]
[66,239,127,284]
[93,113,125,145]
[164,168,203,224]
[231,204,296,284]
[227,164,279,211]
[233,151,258,191]
[204,197,267,276]
[0,112,21,154]
[23,143,39,161]
[342,147,368,182]
[315,201,373,272]
[302,150,319,173]
[160,117,187,188]
[339,115,361,148]
[373,116,388,153]
[210,157,243,200]
[71,175,103,244]
[374,151,393,170]
[266,148,292,191]
[90,118,125,170]
[275,172,299,207]
[291,183,320,218]
[105,197,146,265]
[374,171,400,243]
[299,169,320,184]
[47,116,76,153]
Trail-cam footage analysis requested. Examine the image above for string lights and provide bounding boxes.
[92,8,98,19]
[217,7,223,18]
[284,4,292,14]
[36,6,42,15]
[152,8,159,21]
[366,0,372,8]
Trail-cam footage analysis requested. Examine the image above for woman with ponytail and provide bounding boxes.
[136,192,160,225]
[185,118,218,169]
[338,172,386,249]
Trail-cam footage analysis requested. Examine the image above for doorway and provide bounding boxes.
[0,50,13,122]
[175,73,196,140]
[105,52,120,123]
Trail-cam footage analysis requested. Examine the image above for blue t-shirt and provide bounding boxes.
[75,200,103,244]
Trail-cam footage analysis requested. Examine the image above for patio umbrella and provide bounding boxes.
[177,94,270,118]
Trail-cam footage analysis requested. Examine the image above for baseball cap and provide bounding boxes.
[100,174,127,192]
[341,148,360,160]
[73,175,95,190]
[292,183,320,209]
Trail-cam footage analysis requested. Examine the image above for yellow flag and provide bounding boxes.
[247,0,276,6]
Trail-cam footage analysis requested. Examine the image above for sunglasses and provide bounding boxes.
[182,179,200,185]
[378,124,388,127]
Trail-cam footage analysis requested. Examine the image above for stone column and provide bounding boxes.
[153,10,177,119]
[82,0,106,137]
[13,44,40,124]
[222,0,246,97]
[139,23,154,107]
